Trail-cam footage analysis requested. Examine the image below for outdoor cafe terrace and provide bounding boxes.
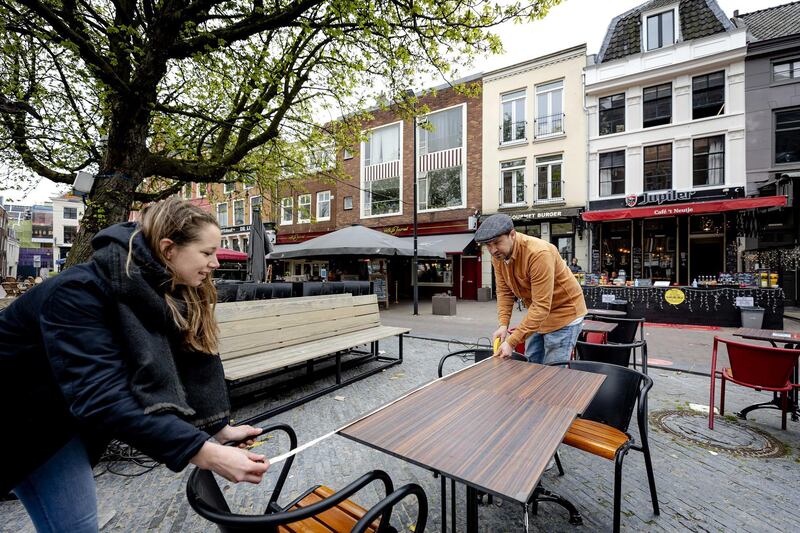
[2,300,800,532]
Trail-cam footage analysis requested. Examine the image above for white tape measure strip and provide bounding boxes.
[265,355,494,465]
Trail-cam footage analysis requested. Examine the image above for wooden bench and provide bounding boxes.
[216,293,408,421]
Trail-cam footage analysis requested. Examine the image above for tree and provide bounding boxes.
[0,0,561,266]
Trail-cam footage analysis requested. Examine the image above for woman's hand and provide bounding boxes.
[214,424,263,448]
[190,441,269,484]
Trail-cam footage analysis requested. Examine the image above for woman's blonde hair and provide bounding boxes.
[131,197,220,353]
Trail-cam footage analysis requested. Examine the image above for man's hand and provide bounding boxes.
[494,341,513,359]
[214,424,262,448]
[492,325,508,345]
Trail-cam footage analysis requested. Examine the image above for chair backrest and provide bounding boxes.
[566,360,651,432]
[583,332,607,344]
[438,348,526,377]
[575,340,641,368]
[722,338,799,389]
[594,316,644,344]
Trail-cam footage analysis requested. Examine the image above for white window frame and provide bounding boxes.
[417,103,467,213]
[249,195,262,224]
[216,202,228,227]
[500,89,527,145]
[500,159,527,207]
[233,199,245,226]
[642,5,679,52]
[224,182,236,194]
[343,196,354,210]
[316,190,331,221]
[309,145,335,172]
[183,184,192,199]
[280,197,293,225]
[198,183,206,198]
[297,194,312,223]
[361,120,403,219]
[534,80,564,138]
[534,154,564,203]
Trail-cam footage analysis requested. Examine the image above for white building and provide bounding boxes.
[51,195,84,271]
[582,0,766,285]
[6,224,20,278]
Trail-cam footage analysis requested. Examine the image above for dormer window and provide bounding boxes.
[645,9,676,51]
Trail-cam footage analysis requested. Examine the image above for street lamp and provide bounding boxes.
[412,115,428,316]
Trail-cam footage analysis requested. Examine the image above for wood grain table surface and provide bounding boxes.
[339,359,605,504]
[733,328,800,344]
[587,308,627,318]
[581,319,619,334]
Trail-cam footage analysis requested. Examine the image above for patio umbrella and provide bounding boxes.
[267,224,446,259]
[247,207,270,282]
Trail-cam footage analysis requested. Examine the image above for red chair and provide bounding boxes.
[709,337,799,430]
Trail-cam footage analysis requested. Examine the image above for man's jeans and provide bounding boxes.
[13,435,98,533]
[524,319,584,364]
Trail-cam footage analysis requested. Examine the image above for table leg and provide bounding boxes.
[737,343,800,423]
[466,485,478,533]
[531,483,583,525]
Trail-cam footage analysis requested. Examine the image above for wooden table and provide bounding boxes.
[582,319,618,334]
[587,308,627,318]
[340,358,605,532]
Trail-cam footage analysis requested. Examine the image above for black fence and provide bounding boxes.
[215,280,373,302]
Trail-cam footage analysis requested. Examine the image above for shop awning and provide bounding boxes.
[582,196,788,222]
[399,233,475,255]
[216,248,248,261]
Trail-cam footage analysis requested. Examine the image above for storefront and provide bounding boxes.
[508,207,585,264]
[583,190,787,285]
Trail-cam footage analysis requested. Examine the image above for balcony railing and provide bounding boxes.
[533,180,565,205]
[534,113,564,138]
[498,184,528,207]
[499,120,527,145]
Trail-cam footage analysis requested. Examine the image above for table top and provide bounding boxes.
[587,308,627,317]
[732,328,800,344]
[339,359,605,504]
[582,319,618,333]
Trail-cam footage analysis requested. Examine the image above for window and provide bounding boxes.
[599,151,626,196]
[224,182,236,194]
[242,237,249,254]
[417,106,464,211]
[249,196,261,223]
[316,191,331,221]
[280,197,293,225]
[599,93,625,135]
[309,146,334,172]
[198,184,206,198]
[233,199,245,225]
[501,89,526,144]
[63,207,78,219]
[643,143,672,191]
[297,194,311,223]
[183,184,192,199]
[645,10,675,51]
[775,108,800,164]
[535,80,563,137]
[216,203,228,227]
[535,155,563,202]
[343,148,354,160]
[692,71,725,119]
[231,238,240,252]
[773,58,800,82]
[364,123,400,166]
[693,136,725,186]
[63,225,78,244]
[643,83,671,128]
[365,177,400,216]
[343,196,353,210]
[500,159,526,205]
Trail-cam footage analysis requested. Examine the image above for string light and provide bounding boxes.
[743,247,800,271]
[583,286,784,315]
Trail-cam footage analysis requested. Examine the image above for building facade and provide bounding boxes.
[582,0,765,285]
[51,195,84,271]
[480,44,589,290]
[0,203,7,277]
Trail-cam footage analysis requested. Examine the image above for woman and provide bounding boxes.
[569,257,582,273]
[0,198,268,532]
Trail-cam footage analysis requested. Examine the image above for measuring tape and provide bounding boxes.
[493,337,500,355]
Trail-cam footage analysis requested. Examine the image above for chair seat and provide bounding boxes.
[563,419,629,460]
[278,485,384,533]
[722,367,792,392]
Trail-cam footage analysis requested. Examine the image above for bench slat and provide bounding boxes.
[216,294,353,323]
[219,303,376,340]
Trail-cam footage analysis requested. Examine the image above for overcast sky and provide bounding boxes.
[1,0,789,205]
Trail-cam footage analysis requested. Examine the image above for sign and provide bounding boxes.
[735,296,754,307]
[601,294,616,303]
[371,277,388,309]
[626,190,696,208]
[510,207,582,221]
[582,196,788,222]
[664,288,686,305]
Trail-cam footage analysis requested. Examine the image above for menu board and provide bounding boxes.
[726,241,738,272]
[371,275,389,308]
[591,249,601,273]
[632,247,643,279]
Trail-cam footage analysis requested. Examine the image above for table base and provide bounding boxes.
[737,393,799,423]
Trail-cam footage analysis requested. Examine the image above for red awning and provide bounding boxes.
[582,196,788,222]
[216,248,248,261]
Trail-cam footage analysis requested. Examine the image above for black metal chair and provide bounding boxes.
[575,339,648,374]
[186,423,428,533]
[549,361,659,533]
[593,315,645,345]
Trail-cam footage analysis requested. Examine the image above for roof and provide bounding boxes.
[736,1,800,41]
[398,233,475,255]
[597,0,733,63]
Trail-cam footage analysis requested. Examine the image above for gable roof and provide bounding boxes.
[597,0,733,63]
[735,1,800,41]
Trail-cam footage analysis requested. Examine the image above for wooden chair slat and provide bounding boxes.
[563,418,629,460]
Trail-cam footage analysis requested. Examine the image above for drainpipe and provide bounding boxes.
[582,70,592,272]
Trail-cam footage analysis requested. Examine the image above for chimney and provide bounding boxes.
[733,9,739,17]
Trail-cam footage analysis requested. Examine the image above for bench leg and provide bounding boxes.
[335,353,342,385]
[399,334,404,363]
[306,360,314,377]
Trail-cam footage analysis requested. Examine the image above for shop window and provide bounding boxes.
[643,143,672,191]
[216,203,228,227]
[775,108,800,164]
[316,190,331,220]
[690,214,724,235]
[500,159,526,206]
[692,71,725,120]
[601,221,632,280]
[416,259,453,286]
[233,199,245,225]
[297,194,311,223]
[501,89,526,144]
[693,136,725,186]
[364,177,400,216]
[535,80,563,137]
[645,9,675,51]
[772,58,800,82]
[643,218,676,282]
[599,150,625,197]
[517,224,541,238]
[535,155,563,203]
[643,83,671,128]
[599,93,625,135]
[280,197,293,225]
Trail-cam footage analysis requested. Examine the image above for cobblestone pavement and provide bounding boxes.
[3,335,800,532]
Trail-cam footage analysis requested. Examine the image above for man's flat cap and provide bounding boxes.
[474,214,514,243]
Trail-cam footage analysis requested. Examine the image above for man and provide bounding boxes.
[475,214,587,364]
